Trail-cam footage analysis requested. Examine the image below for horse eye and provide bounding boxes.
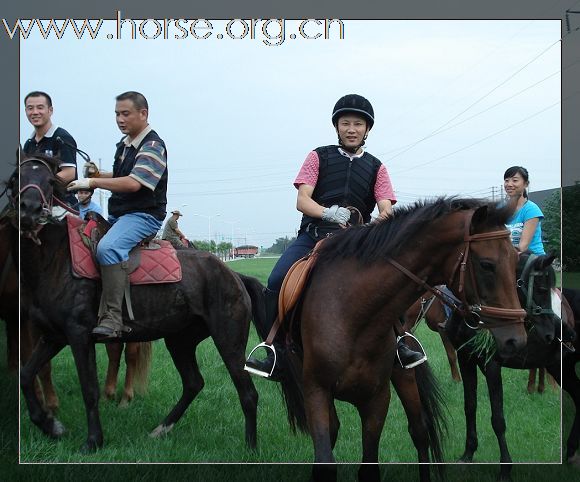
[480,260,496,273]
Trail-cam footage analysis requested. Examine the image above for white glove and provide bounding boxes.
[321,205,351,224]
[83,161,100,178]
[67,178,92,191]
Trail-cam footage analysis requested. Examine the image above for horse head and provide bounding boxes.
[16,155,61,243]
[445,203,527,358]
[516,251,558,344]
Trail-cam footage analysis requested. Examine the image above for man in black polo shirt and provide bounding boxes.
[23,91,78,206]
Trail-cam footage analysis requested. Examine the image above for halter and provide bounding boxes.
[517,253,556,318]
[388,210,526,329]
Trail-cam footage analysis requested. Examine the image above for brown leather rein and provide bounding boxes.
[387,211,526,330]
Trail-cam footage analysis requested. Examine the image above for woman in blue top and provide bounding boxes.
[503,165,545,254]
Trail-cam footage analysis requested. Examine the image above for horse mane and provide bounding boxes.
[316,197,513,265]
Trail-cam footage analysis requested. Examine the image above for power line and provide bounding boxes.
[391,94,573,175]
[380,39,560,164]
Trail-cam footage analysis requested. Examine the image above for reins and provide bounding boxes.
[388,210,526,330]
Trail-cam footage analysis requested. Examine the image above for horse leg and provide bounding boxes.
[211,333,258,449]
[440,330,461,382]
[68,337,104,452]
[104,342,123,401]
[559,357,580,462]
[391,366,430,482]
[150,334,203,438]
[20,337,66,439]
[29,323,59,414]
[457,351,478,462]
[5,317,18,372]
[527,369,537,394]
[537,367,546,394]
[20,317,44,405]
[329,402,340,449]
[356,386,390,482]
[481,361,512,481]
[304,383,337,481]
[119,342,139,407]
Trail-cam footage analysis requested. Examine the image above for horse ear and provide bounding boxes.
[538,251,557,269]
[470,205,488,232]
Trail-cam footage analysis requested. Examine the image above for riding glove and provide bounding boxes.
[83,161,100,178]
[322,205,351,224]
[67,178,92,191]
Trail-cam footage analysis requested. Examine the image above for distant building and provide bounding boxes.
[234,245,259,258]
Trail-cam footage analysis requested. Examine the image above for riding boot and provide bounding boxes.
[244,288,282,380]
[395,316,427,369]
[92,262,131,340]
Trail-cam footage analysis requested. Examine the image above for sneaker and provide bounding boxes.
[397,340,427,369]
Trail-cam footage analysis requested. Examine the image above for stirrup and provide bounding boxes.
[396,332,428,369]
[244,342,277,378]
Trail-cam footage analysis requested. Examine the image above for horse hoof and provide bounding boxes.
[49,419,66,438]
[149,423,174,438]
[568,452,580,467]
[118,398,131,409]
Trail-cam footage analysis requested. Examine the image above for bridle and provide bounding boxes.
[517,253,556,318]
[17,158,55,225]
[14,157,80,244]
[388,209,526,330]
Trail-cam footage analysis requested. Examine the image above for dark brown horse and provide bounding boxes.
[273,198,527,481]
[13,155,264,453]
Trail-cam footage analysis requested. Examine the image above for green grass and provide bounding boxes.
[8,263,580,480]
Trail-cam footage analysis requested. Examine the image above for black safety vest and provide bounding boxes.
[108,130,168,220]
[299,145,381,234]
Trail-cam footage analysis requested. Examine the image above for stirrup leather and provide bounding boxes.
[396,332,428,369]
[244,342,277,378]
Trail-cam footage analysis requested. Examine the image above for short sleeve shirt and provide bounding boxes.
[505,200,545,255]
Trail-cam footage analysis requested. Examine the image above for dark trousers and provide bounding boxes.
[267,232,316,292]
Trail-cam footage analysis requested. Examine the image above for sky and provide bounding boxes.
[20,19,561,249]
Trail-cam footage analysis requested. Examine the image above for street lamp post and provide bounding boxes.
[193,213,221,253]
[222,219,240,260]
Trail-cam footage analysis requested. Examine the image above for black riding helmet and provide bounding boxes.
[331,94,374,129]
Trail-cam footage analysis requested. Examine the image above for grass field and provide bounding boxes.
[6,259,580,481]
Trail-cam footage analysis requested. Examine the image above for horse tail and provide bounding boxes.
[237,271,309,433]
[414,361,448,471]
[133,341,152,395]
[276,346,308,434]
[236,273,268,340]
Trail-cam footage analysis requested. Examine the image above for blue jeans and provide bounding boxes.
[96,212,163,266]
[267,232,317,292]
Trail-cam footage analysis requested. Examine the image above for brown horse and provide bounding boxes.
[275,198,526,482]
[402,289,461,382]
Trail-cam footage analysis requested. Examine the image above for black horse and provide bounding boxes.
[444,251,573,480]
[562,287,580,465]
[13,155,265,452]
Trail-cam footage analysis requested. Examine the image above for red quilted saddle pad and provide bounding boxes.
[67,215,182,284]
